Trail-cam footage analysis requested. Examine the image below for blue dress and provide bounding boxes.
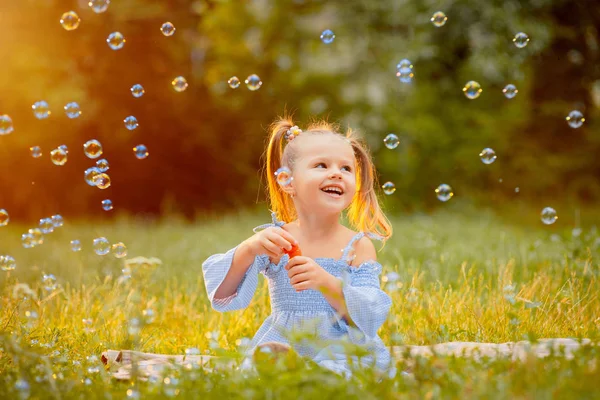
[201,211,396,379]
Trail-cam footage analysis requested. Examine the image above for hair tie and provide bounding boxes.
[284,126,302,142]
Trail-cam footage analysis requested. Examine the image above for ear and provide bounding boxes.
[280,177,296,197]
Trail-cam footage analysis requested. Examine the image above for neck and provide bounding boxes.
[293,210,343,241]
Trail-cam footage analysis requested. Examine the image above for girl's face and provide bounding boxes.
[288,134,357,213]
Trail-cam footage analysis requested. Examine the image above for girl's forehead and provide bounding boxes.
[297,135,355,163]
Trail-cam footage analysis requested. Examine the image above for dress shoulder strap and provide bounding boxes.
[252,210,285,233]
[339,231,384,263]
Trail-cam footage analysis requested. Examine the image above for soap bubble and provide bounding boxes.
[0,209,8,226]
[133,144,149,159]
[64,102,81,118]
[228,76,240,89]
[463,81,482,99]
[172,76,188,92]
[39,218,54,234]
[83,139,103,159]
[435,184,454,202]
[93,173,111,189]
[51,214,64,228]
[513,32,529,48]
[479,148,497,164]
[275,166,292,186]
[84,167,102,186]
[29,228,44,245]
[430,11,447,27]
[96,159,109,172]
[30,146,42,158]
[160,22,176,36]
[142,308,155,323]
[382,182,396,195]
[70,239,82,252]
[383,134,399,149]
[320,29,335,44]
[59,144,68,154]
[566,110,585,128]
[22,233,35,249]
[111,242,127,258]
[102,199,113,211]
[93,237,110,255]
[128,318,141,336]
[245,74,262,91]
[502,84,518,99]
[50,148,68,166]
[124,116,138,130]
[0,115,14,135]
[107,32,125,50]
[82,318,95,333]
[130,84,144,98]
[60,11,80,31]
[32,101,51,119]
[88,0,110,13]
[541,207,557,225]
[0,255,16,271]
[396,59,414,83]
[42,274,57,292]
[14,379,30,398]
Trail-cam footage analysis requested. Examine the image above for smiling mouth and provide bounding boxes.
[321,188,344,198]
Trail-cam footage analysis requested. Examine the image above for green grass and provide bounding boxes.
[1,206,599,398]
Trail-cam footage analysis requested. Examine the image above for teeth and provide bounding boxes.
[322,186,343,194]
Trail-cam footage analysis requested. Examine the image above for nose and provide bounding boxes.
[329,170,342,179]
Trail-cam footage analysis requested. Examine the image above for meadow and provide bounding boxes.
[1,204,599,399]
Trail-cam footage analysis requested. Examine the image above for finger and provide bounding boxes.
[285,256,306,270]
[290,271,310,285]
[287,264,304,278]
[262,239,283,255]
[269,230,293,251]
[276,228,298,246]
[293,281,310,292]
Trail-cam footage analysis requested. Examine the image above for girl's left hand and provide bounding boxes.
[285,256,331,292]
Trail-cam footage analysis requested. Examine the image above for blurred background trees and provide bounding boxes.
[0,0,598,221]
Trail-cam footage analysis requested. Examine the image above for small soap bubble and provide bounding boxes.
[463,81,482,99]
[59,144,68,154]
[160,22,176,36]
[172,76,188,92]
[51,214,64,228]
[0,255,16,271]
[64,102,81,119]
[83,139,103,159]
[128,318,141,336]
[82,318,95,333]
[111,242,127,258]
[102,199,113,211]
[503,84,518,99]
[107,32,125,50]
[22,233,35,249]
[93,173,111,189]
[93,237,110,255]
[479,148,497,164]
[320,29,335,44]
[84,167,102,186]
[29,228,43,245]
[435,184,454,202]
[395,59,414,83]
[89,0,110,13]
[130,84,144,98]
[96,159,109,172]
[60,11,80,31]
[0,115,14,135]
[566,110,585,128]
[0,209,8,226]
[430,11,447,27]
[513,32,529,48]
[42,274,57,292]
[32,101,51,119]
[50,148,68,166]
[133,144,149,159]
[30,146,42,158]
[142,308,155,323]
[383,134,399,149]
[382,182,396,195]
[275,166,292,186]
[71,239,82,252]
[228,76,240,89]
[127,389,141,399]
[39,218,54,234]
[515,187,520,193]
[14,379,30,397]
[541,207,557,225]
[124,116,138,130]
[245,74,262,91]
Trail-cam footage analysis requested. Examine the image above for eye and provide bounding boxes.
[315,162,352,172]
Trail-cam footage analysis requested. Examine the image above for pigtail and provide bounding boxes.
[265,116,296,223]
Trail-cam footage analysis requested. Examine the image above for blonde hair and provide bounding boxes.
[260,113,393,247]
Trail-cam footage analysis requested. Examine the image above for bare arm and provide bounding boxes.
[213,240,256,299]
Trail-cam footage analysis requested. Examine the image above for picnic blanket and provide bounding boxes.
[100,338,592,381]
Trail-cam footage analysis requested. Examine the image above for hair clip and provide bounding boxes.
[284,126,302,142]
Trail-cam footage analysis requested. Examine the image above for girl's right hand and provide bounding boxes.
[245,227,298,262]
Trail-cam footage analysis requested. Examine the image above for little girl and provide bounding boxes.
[201,116,395,380]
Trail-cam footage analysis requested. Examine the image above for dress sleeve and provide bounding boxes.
[201,245,270,312]
[338,260,392,342]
